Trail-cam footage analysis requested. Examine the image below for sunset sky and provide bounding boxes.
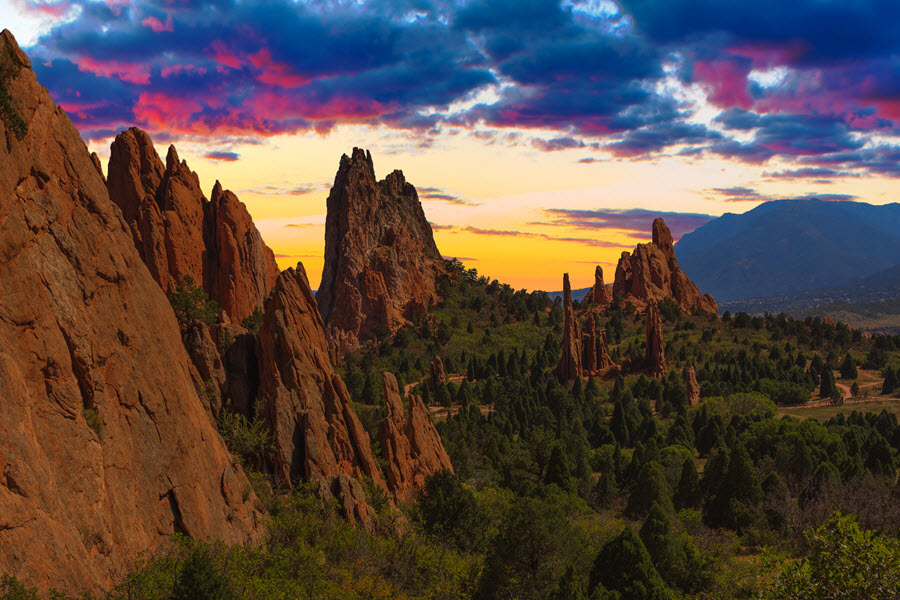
[4,0,900,291]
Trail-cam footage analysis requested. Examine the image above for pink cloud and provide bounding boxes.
[249,48,309,88]
[141,15,174,33]
[134,92,203,130]
[75,56,151,85]
[694,59,753,109]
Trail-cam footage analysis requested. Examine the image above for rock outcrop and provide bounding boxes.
[583,265,611,306]
[645,303,667,377]
[317,148,444,357]
[257,264,386,521]
[378,372,453,501]
[613,218,717,316]
[685,366,700,405]
[582,317,616,375]
[558,274,583,382]
[428,355,446,390]
[107,129,278,323]
[0,30,258,594]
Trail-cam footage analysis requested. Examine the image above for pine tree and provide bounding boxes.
[589,526,671,600]
[840,353,858,379]
[820,367,836,398]
[674,457,701,509]
[883,367,897,395]
[545,443,574,492]
[626,461,674,519]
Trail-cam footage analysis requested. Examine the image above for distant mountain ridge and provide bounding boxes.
[675,199,900,302]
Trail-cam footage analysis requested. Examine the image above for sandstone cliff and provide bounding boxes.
[613,218,717,316]
[107,129,278,323]
[257,264,386,521]
[557,273,583,382]
[378,372,453,501]
[583,265,611,306]
[317,148,444,356]
[0,30,258,594]
[645,303,667,378]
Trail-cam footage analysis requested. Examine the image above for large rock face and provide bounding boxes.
[557,273,583,382]
[378,373,453,502]
[317,148,444,357]
[583,265,611,306]
[0,30,258,594]
[257,264,386,520]
[645,303,667,378]
[107,129,278,323]
[613,218,718,316]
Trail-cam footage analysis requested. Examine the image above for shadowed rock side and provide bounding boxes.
[583,265,612,306]
[685,365,700,405]
[107,128,278,323]
[257,264,386,521]
[558,273,583,383]
[428,354,446,390]
[317,148,444,357]
[379,373,453,502]
[645,303,667,378]
[0,30,258,594]
[614,218,718,316]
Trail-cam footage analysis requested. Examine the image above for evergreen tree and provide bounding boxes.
[706,444,763,532]
[589,526,671,600]
[819,367,836,398]
[626,461,674,519]
[674,457,701,509]
[172,545,237,600]
[551,566,588,600]
[545,443,574,492]
[840,353,858,379]
[883,367,897,395]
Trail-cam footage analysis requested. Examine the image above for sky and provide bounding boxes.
[3,0,900,291]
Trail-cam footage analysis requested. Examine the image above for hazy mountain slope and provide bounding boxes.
[675,199,900,301]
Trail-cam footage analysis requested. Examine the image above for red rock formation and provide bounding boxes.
[613,218,717,316]
[558,273,583,382]
[317,148,444,357]
[257,264,386,520]
[645,303,667,378]
[0,30,258,594]
[205,181,280,324]
[584,265,612,306]
[378,372,453,501]
[582,317,616,375]
[428,355,446,390]
[183,323,227,417]
[685,365,700,405]
[107,129,278,323]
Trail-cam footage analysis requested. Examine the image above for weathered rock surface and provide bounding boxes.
[583,265,611,306]
[613,218,718,316]
[183,323,227,418]
[645,303,667,377]
[428,354,446,390]
[0,30,258,594]
[257,264,386,519]
[582,316,616,375]
[107,129,278,323]
[558,273,583,382]
[378,372,453,501]
[317,148,444,357]
[685,365,700,405]
[219,323,260,418]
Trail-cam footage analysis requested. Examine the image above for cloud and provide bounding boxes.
[541,208,715,239]
[240,183,326,196]
[707,187,858,203]
[457,225,633,248]
[417,186,480,206]
[531,136,588,152]
[204,150,240,162]
[442,255,479,261]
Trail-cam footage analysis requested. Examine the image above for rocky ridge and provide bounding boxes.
[317,148,444,357]
[614,218,717,316]
[107,128,279,323]
[0,29,259,594]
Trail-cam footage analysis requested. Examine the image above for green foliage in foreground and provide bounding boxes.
[763,513,900,600]
[170,275,219,327]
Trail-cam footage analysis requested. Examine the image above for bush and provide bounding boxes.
[170,275,219,327]
[763,514,900,599]
[217,409,273,469]
[240,307,264,334]
[82,407,103,435]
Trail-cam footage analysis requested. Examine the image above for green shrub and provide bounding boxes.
[170,275,219,327]
[83,408,103,435]
[240,307,264,334]
[217,410,273,468]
